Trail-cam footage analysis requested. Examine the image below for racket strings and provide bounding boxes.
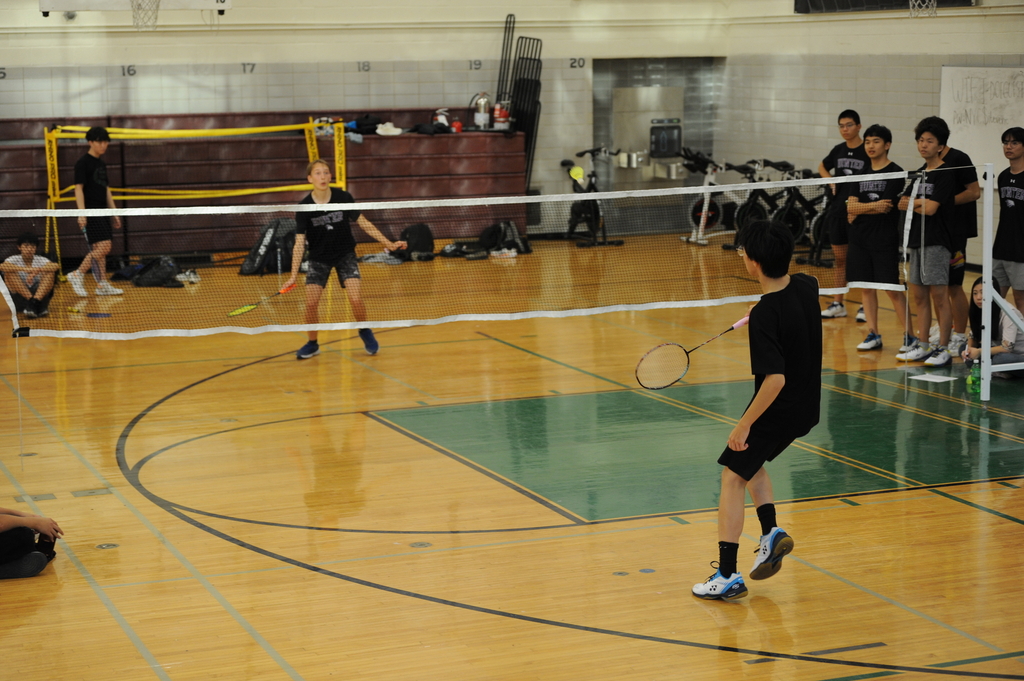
[635,343,690,389]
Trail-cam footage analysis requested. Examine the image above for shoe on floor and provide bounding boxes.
[855,306,866,322]
[96,282,123,296]
[34,299,50,317]
[358,328,379,356]
[692,564,748,601]
[857,332,882,351]
[896,340,931,361]
[0,552,48,580]
[67,270,88,297]
[899,334,917,353]
[750,528,794,581]
[947,332,968,357]
[929,323,940,345]
[23,305,37,319]
[821,301,847,318]
[923,347,952,367]
[296,340,320,360]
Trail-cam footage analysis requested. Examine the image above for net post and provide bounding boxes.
[980,162,994,402]
[304,118,318,164]
[334,121,347,190]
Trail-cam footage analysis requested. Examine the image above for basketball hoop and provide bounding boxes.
[130,0,160,29]
[909,0,937,18]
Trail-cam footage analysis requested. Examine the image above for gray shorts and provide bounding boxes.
[908,245,950,286]
[993,259,1024,291]
[306,252,360,288]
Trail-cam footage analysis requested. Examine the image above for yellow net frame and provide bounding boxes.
[42,119,347,273]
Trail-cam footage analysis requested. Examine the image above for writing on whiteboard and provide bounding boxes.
[947,71,1024,126]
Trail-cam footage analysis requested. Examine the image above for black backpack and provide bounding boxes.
[391,223,435,261]
[353,114,383,135]
[240,218,297,275]
[133,256,182,287]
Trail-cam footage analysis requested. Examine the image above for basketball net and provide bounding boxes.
[909,0,937,18]
[131,0,160,29]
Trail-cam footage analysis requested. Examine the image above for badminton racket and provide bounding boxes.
[635,316,749,390]
[227,283,296,317]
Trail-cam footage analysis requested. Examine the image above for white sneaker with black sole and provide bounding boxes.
[855,307,866,322]
[821,302,847,318]
[96,282,124,296]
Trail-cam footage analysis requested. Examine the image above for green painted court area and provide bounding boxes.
[380,371,1024,521]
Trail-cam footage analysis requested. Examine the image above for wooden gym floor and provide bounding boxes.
[2,238,1023,681]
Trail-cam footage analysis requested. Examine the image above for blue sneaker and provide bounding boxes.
[358,328,378,356]
[296,340,320,360]
[692,563,748,600]
[750,527,794,581]
[857,332,882,351]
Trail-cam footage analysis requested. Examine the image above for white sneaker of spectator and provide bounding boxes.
[96,282,124,296]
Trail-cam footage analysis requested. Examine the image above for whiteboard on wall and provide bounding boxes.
[939,66,1024,264]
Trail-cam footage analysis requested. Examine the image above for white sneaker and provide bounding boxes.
[855,307,866,322]
[491,248,517,259]
[67,270,88,297]
[929,323,940,345]
[923,347,952,367]
[96,282,124,296]
[187,270,201,283]
[896,340,932,361]
[898,334,917,353]
[948,332,968,357]
[692,564,748,601]
[821,302,847,318]
[856,332,883,351]
[750,528,794,581]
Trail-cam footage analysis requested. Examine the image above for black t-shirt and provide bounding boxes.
[993,167,1024,262]
[902,163,957,250]
[747,272,822,438]
[941,147,980,241]
[74,153,110,208]
[849,161,905,252]
[295,187,362,264]
[822,141,870,208]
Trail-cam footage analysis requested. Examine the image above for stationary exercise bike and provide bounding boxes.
[561,146,624,248]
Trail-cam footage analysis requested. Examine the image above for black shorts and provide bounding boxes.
[827,210,849,247]
[718,431,798,481]
[85,216,112,245]
[948,247,966,287]
[306,252,360,289]
[846,242,901,286]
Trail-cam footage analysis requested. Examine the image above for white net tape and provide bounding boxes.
[130,0,160,29]
[909,0,938,18]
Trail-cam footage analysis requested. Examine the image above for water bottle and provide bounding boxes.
[966,361,981,394]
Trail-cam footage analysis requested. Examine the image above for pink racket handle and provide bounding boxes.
[732,316,749,330]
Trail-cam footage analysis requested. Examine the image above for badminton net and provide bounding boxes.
[1,172,906,340]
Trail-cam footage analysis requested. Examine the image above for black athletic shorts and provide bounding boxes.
[718,431,798,481]
[85,216,112,245]
[846,242,901,286]
[305,252,360,289]
[948,243,966,287]
[826,209,849,247]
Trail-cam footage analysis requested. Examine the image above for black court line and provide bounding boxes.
[747,642,888,664]
[114,335,1024,678]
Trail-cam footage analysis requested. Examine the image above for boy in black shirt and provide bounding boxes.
[692,220,822,601]
[845,124,912,351]
[993,127,1024,311]
[896,118,958,366]
[936,120,981,356]
[284,159,406,359]
[68,127,123,297]
[818,109,870,320]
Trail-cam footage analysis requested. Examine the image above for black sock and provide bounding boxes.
[756,503,777,536]
[718,541,739,577]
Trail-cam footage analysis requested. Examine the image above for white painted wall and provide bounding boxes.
[1,1,1023,203]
